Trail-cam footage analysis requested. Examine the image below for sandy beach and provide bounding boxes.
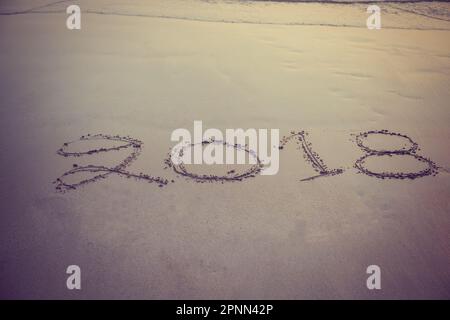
[0,0,449,299]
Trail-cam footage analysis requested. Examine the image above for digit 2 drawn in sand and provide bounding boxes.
[354,130,438,179]
[54,134,169,192]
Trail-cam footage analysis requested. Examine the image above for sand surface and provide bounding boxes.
[0,0,449,299]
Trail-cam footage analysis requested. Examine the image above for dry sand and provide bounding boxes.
[0,0,449,299]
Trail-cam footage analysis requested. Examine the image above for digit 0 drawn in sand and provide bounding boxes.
[354,130,439,180]
[54,134,169,193]
[164,139,264,183]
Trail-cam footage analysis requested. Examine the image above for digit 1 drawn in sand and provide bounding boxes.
[279,131,344,181]
[54,134,169,192]
[354,130,438,180]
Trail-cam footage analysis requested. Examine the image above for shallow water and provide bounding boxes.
[1,0,450,30]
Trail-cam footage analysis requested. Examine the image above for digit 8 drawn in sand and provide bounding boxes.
[354,130,438,180]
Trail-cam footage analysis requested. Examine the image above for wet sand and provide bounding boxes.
[0,0,449,299]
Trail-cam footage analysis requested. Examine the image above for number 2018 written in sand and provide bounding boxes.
[54,129,444,192]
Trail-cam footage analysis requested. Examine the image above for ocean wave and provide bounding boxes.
[1,0,449,30]
[208,0,450,2]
